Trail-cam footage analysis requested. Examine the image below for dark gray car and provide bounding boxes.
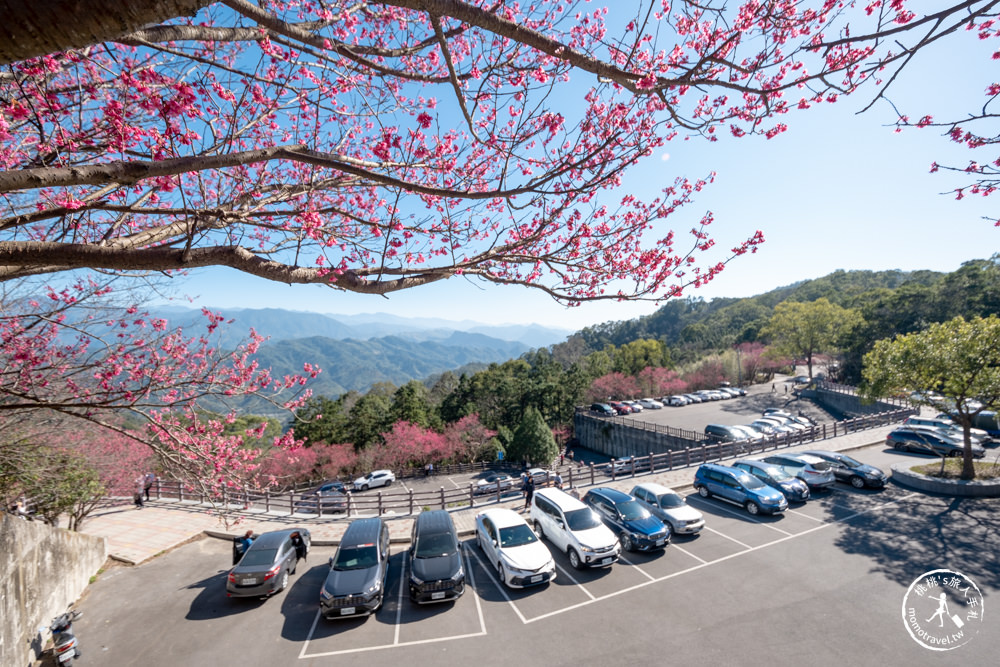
[408,510,465,603]
[320,518,390,619]
[226,528,310,599]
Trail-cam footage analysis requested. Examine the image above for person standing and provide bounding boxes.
[143,472,156,501]
[522,474,535,511]
[134,475,145,508]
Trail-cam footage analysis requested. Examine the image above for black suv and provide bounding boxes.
[408,510,465,603]
[582,487,670,552]
[320,518,390,619]
[226,528,311,599]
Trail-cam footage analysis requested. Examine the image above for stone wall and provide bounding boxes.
[0,514,107,667]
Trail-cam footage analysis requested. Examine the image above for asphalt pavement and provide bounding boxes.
[79,426,897,565]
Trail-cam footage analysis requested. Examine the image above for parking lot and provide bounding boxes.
[74,442,1000,665]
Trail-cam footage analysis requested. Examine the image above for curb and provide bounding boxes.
[891,463,1000,497]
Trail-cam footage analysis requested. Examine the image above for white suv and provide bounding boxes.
[530,488,619,569]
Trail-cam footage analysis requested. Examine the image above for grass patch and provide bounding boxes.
[912,458,1000,480]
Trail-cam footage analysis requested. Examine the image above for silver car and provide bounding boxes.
[760,453,836,491]
[629,483,705,535]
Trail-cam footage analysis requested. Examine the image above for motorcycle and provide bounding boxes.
[49,609,82,664]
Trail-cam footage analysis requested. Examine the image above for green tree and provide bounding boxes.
[348,386,394,450]
[762,298,862,379]
[390,380,435,429]
[861,315,1000,480]
[508,406,558,466]
[294,394,355,445]
[612,339,670,376]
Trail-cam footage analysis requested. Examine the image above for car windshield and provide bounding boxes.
[738,474,765,489]
[761,465,793,481]
[333,545,378,570]
[240,548,277,567]
[565,508,602,531]
[498,524,537,548]
[657,494,684,509]
[617,500,650,521]
[415,532,458,558]
[838,454,862,467]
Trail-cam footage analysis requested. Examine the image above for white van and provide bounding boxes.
[530,487,620,570]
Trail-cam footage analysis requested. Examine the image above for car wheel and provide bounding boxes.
[385,479,392,486]
[534,521,545,539]
[850,476,866,489]
[568,548,583,570]
[745,501,760,516]
[620,532,633,552]
[948,450,961,458]
[279,569,289,592]
[893,442,908,452]
[697,485,710,498]
[362,484,369,491]
[497,562,507,586]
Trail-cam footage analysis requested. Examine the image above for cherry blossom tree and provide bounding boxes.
[4,1,994,304]
[637,365,686,397]
[588,372,640,402]
[0,277,315,503]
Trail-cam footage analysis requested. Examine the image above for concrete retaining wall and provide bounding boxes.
[811,383,904,419]
[891,464,1000,497]
[573,413,695,459]
[0,515,107,667]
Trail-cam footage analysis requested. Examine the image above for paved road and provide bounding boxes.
[71,442,1000,666]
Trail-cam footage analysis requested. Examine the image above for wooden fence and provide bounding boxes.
[145,407,911,519]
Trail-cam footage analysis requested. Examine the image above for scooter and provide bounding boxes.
[49,609,82,664]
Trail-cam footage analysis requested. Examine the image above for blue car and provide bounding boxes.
[733,458,810,502]
[693,463,788,516]
[582,487,670,551]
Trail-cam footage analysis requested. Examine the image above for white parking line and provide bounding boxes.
[522,491,918,625]
[616,554,656,582]
[704,526,753,549]
[689,497,794,536]
[552,562,597,599]
[784,507,825,522]
[302,491,919,654]
[669,543,707,565]
[445,476,463,489]
[298,544,488,659]
[466,547,531,623]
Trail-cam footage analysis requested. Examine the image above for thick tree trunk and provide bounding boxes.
[0,0,212,65]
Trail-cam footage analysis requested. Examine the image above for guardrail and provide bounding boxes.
[144,407,911,518]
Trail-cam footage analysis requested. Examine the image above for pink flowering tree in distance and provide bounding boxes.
[1,1,998,509]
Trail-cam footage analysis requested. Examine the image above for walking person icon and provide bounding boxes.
[926,592,950,628]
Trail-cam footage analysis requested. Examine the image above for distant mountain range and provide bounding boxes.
[148,307,572,406]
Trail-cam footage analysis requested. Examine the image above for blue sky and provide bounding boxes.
[158,12,997,332]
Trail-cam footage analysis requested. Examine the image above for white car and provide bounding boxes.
[665,395,688,407]
[638,398,663,409]
[530,488,620,570]
[352,469,395,491]
[475,508,556,588]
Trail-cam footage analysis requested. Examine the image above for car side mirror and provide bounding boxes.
[491,539,498,547]
[556,519,564,529]
[328,557,335,568]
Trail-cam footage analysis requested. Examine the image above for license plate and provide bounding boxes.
[242,577,258,585]
[656,539,665,547]
[530,575,543,583]
[431,591,446,600]
[58,652,75,664]
[601,557,612,565]
[340,607,356,615]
